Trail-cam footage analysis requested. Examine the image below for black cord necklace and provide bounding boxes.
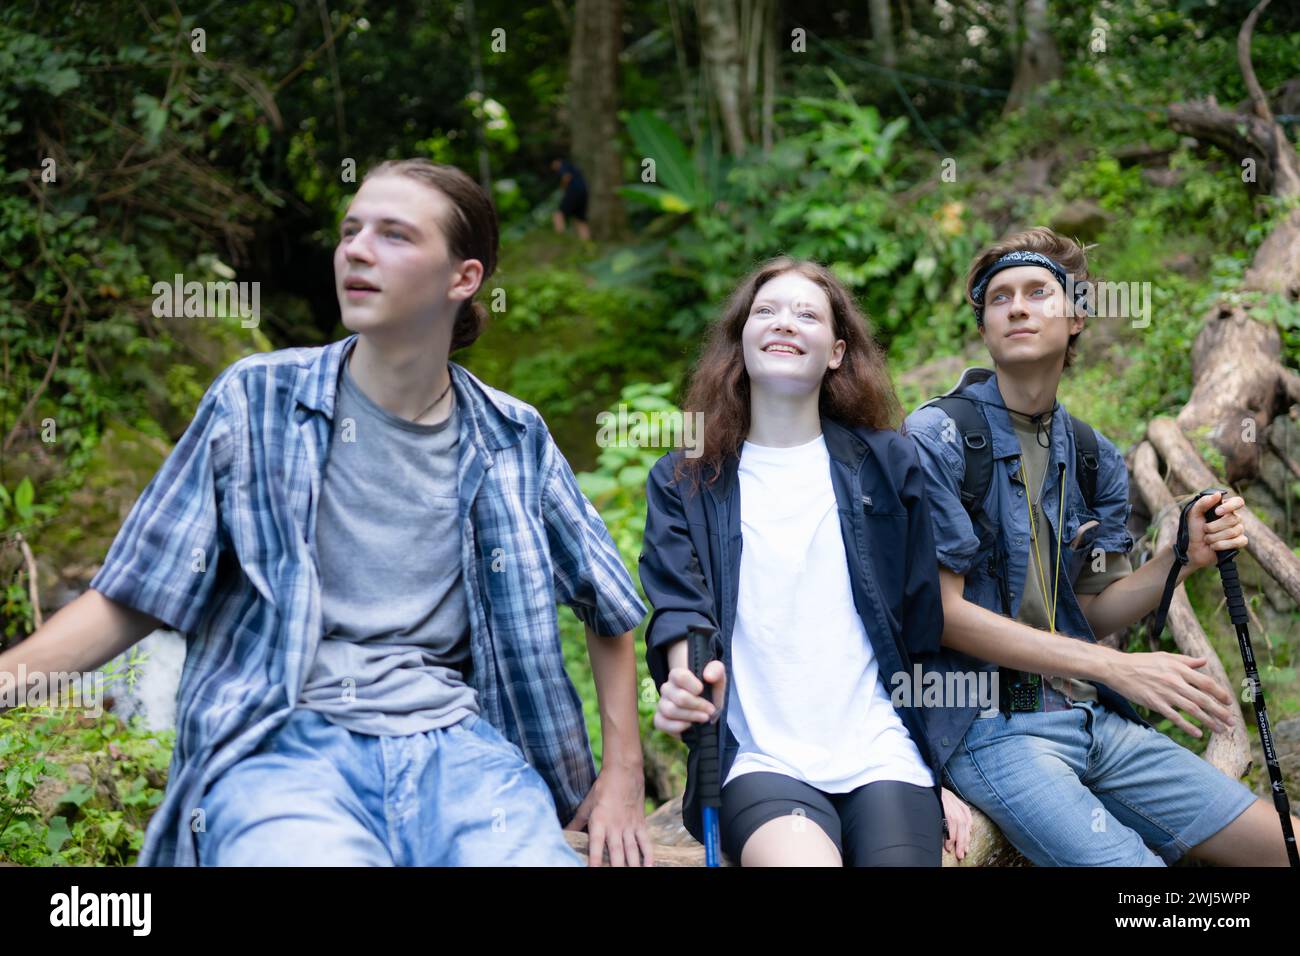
[411,373,454,423]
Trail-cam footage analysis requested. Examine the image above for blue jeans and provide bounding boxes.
[196,708,584,866]
[943,699,1257,866]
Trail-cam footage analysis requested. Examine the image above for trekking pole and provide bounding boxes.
[686,625,722,867]
[1152,488,1298,867]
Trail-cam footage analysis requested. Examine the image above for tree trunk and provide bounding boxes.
[1003,0,1060,114]
[568,0,626,240]
[741,0,765,146]
[761,0,777,152]
[869,0,896,67]
[696,0,749,156]
[668,0,704,150]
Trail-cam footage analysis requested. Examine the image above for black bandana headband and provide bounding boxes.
[970,250,1091,325]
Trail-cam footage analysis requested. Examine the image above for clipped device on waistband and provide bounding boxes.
[1000,668,1042,713]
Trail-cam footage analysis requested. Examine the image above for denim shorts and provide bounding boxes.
[196,707,584,866]
[943,699,1258,866]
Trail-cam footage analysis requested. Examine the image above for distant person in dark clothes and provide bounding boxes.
[551,158,591,241]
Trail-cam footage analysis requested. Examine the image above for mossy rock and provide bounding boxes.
[32,423,172,608]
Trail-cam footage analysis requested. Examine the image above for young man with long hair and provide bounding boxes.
[0,160,652,867]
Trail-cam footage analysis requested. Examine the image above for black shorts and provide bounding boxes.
[719,771,943,866]
[559,188,588,221]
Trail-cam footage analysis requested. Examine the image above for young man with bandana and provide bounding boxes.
[903,227,1299,866]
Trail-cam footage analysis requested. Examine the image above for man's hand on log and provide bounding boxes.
[941,787,971,861]
[566,764,655,867]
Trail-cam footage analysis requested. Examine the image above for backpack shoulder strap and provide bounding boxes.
[930,393,1012,614]
[1062,411,1101,509]
[931,394,993,515]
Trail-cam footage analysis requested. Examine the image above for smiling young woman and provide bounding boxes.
[639,256,974,867]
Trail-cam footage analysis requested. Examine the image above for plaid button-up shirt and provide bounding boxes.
[90,334,646,866]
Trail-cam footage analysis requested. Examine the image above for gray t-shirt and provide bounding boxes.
[296,357,478,735]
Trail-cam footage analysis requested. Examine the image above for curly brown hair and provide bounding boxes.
[675,257,902,489]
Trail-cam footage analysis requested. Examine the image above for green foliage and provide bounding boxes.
[603,79,995,357]
[621,110,725,215]
[578,382,680,555]
[0,5,274,639]
[1263,295,1300,368]
[787,71,910,181]
[0,476,55,640]
[458,234,681,464]
[559,382,687,796]
[0,654,170,866]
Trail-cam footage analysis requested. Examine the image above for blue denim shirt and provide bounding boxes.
[902,368,1148,770]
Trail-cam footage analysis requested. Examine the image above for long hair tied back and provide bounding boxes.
[363,159,500,352]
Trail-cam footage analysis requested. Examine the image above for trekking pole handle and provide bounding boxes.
[1202,489,1249,627]
[686,626,722,810]
[1153,487,1237,641]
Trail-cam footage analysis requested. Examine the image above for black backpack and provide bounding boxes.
[919,367,1101,614]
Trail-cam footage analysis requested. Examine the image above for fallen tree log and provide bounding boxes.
[1165,0,1300,486]
[1131,442,1251,778]
[1146,417,1300,607]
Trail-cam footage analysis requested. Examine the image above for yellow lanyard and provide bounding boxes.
[1021,455,1066,635]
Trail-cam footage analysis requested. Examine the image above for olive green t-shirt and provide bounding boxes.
[1008,408,1132,707]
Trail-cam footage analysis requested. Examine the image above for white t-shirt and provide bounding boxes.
[724,433,935,792]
